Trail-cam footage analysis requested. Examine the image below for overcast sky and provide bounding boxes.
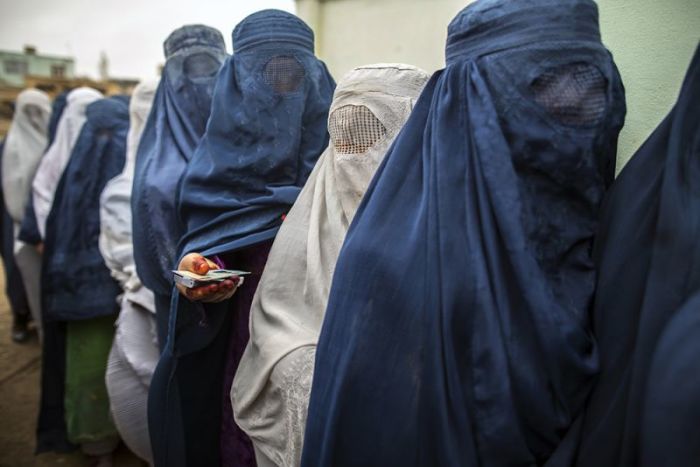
[0,0,295,80]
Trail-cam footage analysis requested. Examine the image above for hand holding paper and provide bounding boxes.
[174,252,245,303]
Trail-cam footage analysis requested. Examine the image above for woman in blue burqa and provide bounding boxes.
[147,10,334,467]
[301,0,626,465]
[575,45,700,467]
[132,24,227,346]
[40,96,130,463]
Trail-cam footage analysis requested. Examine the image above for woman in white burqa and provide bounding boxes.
[232,64,429,467]
[2,89,51,336]
[99,81,158,466]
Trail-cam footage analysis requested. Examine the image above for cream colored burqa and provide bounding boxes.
[2,89,51,335]
[232,64,429,467]
[100,80,158,466]
[1,89,51,222]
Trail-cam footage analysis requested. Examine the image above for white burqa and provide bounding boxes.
[100,80,158,466]
[32,87,103,239]
[232,64,429,467]
[2,89,51,334]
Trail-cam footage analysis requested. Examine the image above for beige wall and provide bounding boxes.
[598,0,699,169]
[297,0,468,76]
[296,0,699,171]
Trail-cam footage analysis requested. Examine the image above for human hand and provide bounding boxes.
[176,252,239,303]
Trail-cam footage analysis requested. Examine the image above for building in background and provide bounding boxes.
[0,45,75,88]
[0,45,138,137]
[296,0,700,170]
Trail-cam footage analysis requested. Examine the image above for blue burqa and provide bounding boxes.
[43,96,129,321]
[19,90,69,245]
[37,96,129,452]
[301,1,626,466]
[131,24,226,344]
[576,45,700,467]
[148,10,334,467]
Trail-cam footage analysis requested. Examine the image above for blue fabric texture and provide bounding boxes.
[132,24,227,297]
[46,91,70,148]
[301,1,626,466]
[577,44,700,467]
[18,91,69,245]
[148,10,335,467]
[177,9,335,259]
[42,96,129,322]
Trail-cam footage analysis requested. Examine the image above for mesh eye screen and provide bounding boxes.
[263,56,305,93]
[329,105,387,154]
[183,53,221,79]
[531,62,607,126]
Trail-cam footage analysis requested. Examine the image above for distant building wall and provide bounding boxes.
[296,0,700,170]
[0,47,75,88]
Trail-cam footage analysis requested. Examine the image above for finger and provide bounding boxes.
[204,257,220,271]
[202,288,237,303]
[192,257,212,275]
[201,281,239,303]
[186,284,214,301]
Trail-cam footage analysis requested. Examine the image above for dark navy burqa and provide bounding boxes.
[576,45,700,467]
[131,25,226,343]
[301,1,626,466]
[36,96,129,453]
[148,10,334,467]
[43,96,129,321]
[19,90,69,245]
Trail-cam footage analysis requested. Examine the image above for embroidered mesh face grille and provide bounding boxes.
[329,105,386,155]
[531,62,607,126]
[183,53,221,79]
[263,56,305,93]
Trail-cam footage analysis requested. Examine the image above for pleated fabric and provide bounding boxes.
[148,10,334,467]
[301,1,626,465]
[2,89,51,336]
[576,44,700,467]
[101,81,158,465]
[232,63,429,467]
[131,25,226,345]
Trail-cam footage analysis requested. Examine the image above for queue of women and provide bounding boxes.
[0,0,698,466]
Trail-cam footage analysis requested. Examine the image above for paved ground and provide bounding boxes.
[0,269,146,467]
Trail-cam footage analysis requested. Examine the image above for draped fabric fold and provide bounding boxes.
[131,25,227,299]
[2,89,51,339]
[43,96,129,322]
[301,1,626,465]
[1,89,51,223]
[18,90,68,246]
[36,94,125,453]
[148,10,334,467]
[576,44,700,467]
[33,87,103,239]
[100,81,158,465]
[232,63,429,467]
[0,139,31,331]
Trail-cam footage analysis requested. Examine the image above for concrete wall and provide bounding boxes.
[296,0,699,171]
[598,0,698,168]
[297,0,468,76]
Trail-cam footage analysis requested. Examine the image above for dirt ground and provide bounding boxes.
[0,269,146,467]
